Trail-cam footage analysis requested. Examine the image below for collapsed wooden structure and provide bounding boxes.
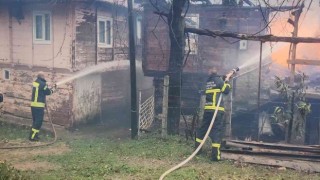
[222,140,320,172]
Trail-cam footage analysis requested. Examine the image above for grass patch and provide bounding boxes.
[37,134,320,179]
[36,136,180,179]
[0,161,30,180]
[0,121,30,141]
[1,123,320,179]
[0,121,53,142]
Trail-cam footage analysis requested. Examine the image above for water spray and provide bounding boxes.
[55,60,129,86]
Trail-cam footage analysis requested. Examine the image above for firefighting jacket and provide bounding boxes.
[204,73,231,112]
[31,77,53,108]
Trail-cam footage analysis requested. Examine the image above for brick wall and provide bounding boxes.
[0,68,73,127]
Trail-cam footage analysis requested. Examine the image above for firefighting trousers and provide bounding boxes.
[196,111,225,144]
[31,107,45,130]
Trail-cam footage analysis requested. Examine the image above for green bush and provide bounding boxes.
[0,161,29,180]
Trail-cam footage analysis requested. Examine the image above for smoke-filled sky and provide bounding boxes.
[260,0,320,74]
[206,1,320,74]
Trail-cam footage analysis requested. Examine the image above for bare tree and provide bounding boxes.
[149,0,189,134]
[167,0,187,134]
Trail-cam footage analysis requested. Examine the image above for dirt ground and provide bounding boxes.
[1,123,320,180]
[0,124,129,172]
[0,142,70,171]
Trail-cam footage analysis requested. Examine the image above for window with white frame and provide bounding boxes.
[33,11,52,43]
[136,17,142,45]
[98,17,113,48]
[185,14,199,55]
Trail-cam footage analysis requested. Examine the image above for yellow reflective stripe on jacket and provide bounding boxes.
[31,82,45,107]
[205,89,221,94]
[196,138,203,143]
[204,106,225,111]
[205,88,225,111]
[31,102,45,107]
[33,82,39,87]
[221,83,230,92]
[33,82,40,103]
[212,143,221,148]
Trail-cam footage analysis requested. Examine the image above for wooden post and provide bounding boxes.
[257,41,263,141]
[319,117,320,145]
[127,0,138,139]
[198,94,206,125]
[9,11,13,65]
[94,5,98,65]
[138,90,142,138]
[287,92,295,143]
[225,79,234,139]
[289,5,303,86]
[99,80,102,124]
[162,75,169,138]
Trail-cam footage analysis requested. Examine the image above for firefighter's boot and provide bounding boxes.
[211,143,221,161]
[195,138,203,155]
[29,128,40,141]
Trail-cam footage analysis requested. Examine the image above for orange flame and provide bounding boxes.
[269,7,320,71]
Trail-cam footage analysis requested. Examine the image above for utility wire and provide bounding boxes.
[299,0,314,26]
[220,0,288,45]
[261,0,303,12]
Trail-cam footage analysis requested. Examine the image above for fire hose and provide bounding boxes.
[0,105,57,149]
[159,67,239,180]
[159,94,223,180]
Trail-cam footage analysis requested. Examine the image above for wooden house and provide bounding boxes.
[0,0,148,128]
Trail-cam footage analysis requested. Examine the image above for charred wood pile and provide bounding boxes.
[222,140,320,172]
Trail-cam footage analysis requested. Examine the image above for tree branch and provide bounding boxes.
[154,11,168,18]
[185,27,320,43]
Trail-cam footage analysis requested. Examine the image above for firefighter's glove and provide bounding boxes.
[225,72,233,82]
[51,84,57,93]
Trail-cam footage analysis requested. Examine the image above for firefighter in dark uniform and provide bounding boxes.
[195,67,232,161]
[29,72,55,141]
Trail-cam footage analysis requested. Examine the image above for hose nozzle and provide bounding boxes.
[232,67,240,74]
[225,67,240,81]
